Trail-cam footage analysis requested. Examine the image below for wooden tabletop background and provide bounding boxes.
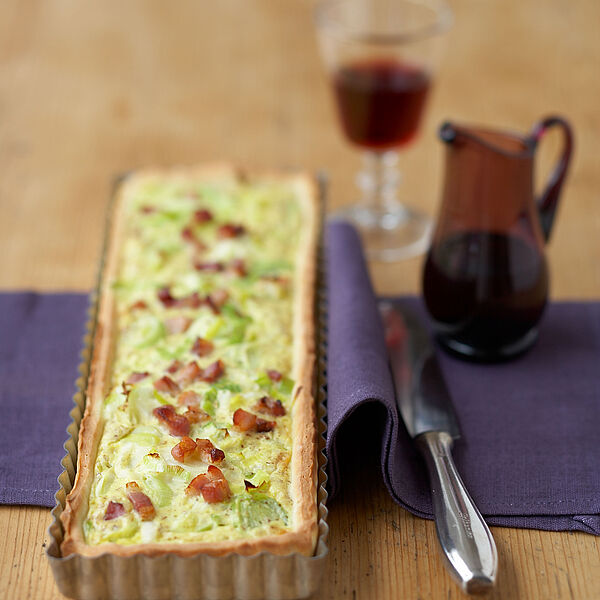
[1,0,599,598]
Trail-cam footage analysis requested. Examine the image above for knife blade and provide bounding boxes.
[379,300,498,594]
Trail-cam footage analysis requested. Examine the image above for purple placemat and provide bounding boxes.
[0,292,89,507]
[327,221,600,535]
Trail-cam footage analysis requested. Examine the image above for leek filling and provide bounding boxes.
[85,176,302,545]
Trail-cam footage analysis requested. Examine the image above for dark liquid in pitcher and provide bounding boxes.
[423,231,549,360]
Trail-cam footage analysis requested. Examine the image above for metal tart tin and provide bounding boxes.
[46,172,329,600]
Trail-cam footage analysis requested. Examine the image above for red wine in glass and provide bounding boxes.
[333,58,431,150]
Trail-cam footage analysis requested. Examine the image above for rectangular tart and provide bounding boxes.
[61,165,319,558]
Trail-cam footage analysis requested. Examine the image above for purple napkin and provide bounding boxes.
[327,221,600,535]
[0,292,89,507]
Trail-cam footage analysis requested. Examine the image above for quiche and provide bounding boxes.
[61,165,319,557]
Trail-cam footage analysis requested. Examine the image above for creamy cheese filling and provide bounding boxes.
[84,175,302,545]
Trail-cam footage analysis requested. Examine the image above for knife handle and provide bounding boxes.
[416,431,498,594]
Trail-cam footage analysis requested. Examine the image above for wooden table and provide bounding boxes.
[1,1,599,598]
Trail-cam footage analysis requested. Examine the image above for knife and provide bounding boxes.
[379,300,498,594]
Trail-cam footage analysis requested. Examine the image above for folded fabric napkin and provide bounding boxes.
[327,221,600,535]
[0,292,89,507]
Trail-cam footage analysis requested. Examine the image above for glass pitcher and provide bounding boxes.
[423,116,573,361]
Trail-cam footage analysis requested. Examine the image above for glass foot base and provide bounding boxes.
[332,204,433,261]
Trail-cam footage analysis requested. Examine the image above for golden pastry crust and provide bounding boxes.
[60,164,319,558]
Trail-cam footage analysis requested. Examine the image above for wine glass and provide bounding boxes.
[315,0,453,261]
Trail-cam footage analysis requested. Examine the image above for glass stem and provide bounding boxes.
[356,150,403,214]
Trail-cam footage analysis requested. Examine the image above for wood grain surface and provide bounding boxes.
[0,0,599,598]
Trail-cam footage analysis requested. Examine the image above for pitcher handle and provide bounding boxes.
[530,116,574,242]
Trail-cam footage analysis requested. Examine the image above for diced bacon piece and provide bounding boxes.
[147,452,160,458]
[233,408,257,432]
[166,359,184,374]
[233,408,276,433]
[165,316,192,335]
[125,371,150,384]
[186,473,211,496]
[195,438,225,464]
[191,337,214,357]
[177,390,202,407]
[200,360,225,383]
[158,286,176,307]
[153,376,181,396]
[181,227,195,242]
[266,369,283,382]
[183,292,203,308]
[185,466,231,503]
[207,465,224,479]
[153,403,177,421]
[210,289,229,308]
[171,436,197,463]
[194,209,213,223]
[126,482,155,521]
[230,258,247,277]
[184,406,210,424]
[201,478,231,503]
[218,223,246,239]
[194,261,224,272]
[153,405,190,437]
[204,296,221,315]
[203,295,220,315]
[158,287,203,309]
[104,501,126,520]
[255,396,286,417]
[210,448,226,463]
[130,300,148,311]
[171,291,202,309]
[181,227,207,251]
[168,415,191,437]
[256,418,276,433]
[176,361,203,386]
[141,205,155,214]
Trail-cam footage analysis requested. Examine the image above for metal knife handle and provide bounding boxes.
[416,431,498,594]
